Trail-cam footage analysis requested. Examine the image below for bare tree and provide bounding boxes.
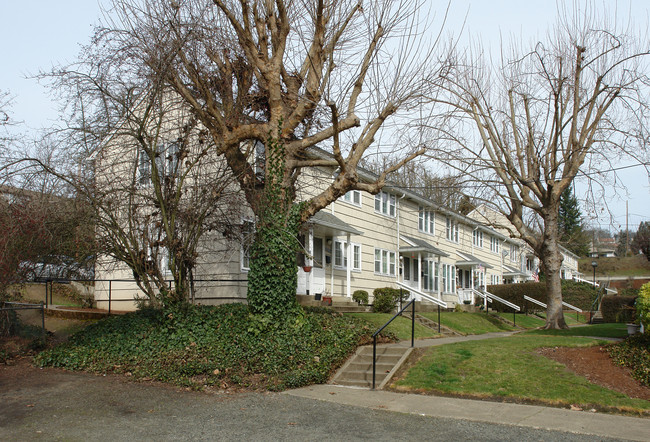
[84,0,449,316]
[428,5,650,328]
[35,56,242,307]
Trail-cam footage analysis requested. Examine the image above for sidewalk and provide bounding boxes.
[285,384,649,441]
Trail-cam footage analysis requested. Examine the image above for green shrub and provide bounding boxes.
[637,283,650,331]
[34,304,378,391]
[608,333,650,386]
[372,287,409,313]
[601,296,637,323]
[352,290,369,305]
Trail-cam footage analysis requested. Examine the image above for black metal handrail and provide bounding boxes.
[371,298,415,390]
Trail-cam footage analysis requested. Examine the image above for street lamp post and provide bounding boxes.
[591,260,598,287]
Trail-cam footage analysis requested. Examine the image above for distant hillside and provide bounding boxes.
[579,254,650,277]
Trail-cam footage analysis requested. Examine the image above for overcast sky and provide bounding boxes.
[1,0,648,232]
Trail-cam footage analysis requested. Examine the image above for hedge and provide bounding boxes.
[486,280,599,313]
[601,295,638,323]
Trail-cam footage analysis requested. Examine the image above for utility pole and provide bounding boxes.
[626,200,630,256]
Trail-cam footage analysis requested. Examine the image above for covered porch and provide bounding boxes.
[455,251,492,304]
[398,235,448,302]
[297,211,363,300]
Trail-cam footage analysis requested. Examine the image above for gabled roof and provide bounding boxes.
[455,251,493,269]
[399,235,449,257]
[502,264,527,277]
[309,210,363,236]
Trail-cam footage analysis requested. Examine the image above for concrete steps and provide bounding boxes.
[331,345,411,389]
[402,313,462,337]
[590,311,605,324]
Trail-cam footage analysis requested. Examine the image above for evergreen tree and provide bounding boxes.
[558,187,589,256]
[631,221,650,260]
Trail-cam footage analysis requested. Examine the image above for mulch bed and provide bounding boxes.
[538,345,650,401]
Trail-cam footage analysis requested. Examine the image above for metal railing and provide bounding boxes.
[39,278,249,314]
[1,301,46,337]
[472,288,520,325]
[395,281,446,334]
[523,295,583,321]
[371,298,415,390]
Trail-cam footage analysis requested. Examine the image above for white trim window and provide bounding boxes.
[374,248,396,276]
[473,229,483,247]
[422,259,439,292]
[442,263,456,293]
[490,274,500,285]
[334,240,361,271]
[509,244,518,263]
[490,236,500,253]
[446,217,459,242]
[342,190,362,207]
[138,149,152,186]
[419,207,435,235]
[374,191,396,217]
[240,219,255,271]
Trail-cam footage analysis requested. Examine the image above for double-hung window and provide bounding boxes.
[334,240,361,271]
[509,244,518,263]
[422,260,438,292]
[342,190,362,206]
[490,236,500,253]
[446,217,458,242]
[374,191,396,217]
[419,207,435,234]
[441,263,456,293]
[374,248,396,276]
[473,229,483,247]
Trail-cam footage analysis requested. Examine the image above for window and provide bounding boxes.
[490,274,500,285]
[422,259,438,292]
[419,207,435,234]
[138,149,152,186]
[374,248,396,276]
[509,244,518,263]
[138,142,180,186]
[343,190,362,206]
[374,191,396,217]
[446,217,458,242]
[334,240,361,271]
[473,229,483,247]
[254,140,265,178]
[442,263,456,293]
[240,219,255,271]
[490,236,500,253]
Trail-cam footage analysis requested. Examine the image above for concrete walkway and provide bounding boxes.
[284,330,650,441]
[285,385,649,441]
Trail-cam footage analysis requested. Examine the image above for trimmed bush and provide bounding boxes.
[352,290,369,305]
[372,287,409,313]
[601,296,637,323]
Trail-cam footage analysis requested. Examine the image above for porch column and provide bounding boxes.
[308,227,314,296]
[418,252,422,293]
[346,233,352,298]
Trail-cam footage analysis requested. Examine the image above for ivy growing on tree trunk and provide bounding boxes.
[247,131,304,318]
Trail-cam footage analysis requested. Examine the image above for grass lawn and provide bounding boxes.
[524,323,629,339]
[494,312,546,329]
[420,312,515,335]
[393,335,650,413]
[534,311,586,326]
[347,313,440,340]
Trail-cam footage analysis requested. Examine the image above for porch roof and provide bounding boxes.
[399,235,449,257]
[503,264,527,277]
[309,211,363,236]
[455,251,493,269]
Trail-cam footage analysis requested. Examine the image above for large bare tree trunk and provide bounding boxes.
[540,209,568,330]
